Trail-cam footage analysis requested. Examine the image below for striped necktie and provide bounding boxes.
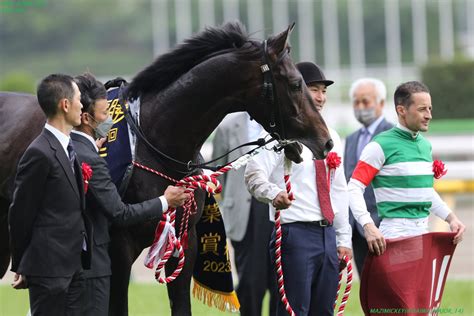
[67,140,76,174]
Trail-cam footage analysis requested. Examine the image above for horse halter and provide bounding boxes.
[260,40,289,142]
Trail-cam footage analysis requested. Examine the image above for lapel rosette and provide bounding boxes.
[326,152,342,190]
[81,162,93,193]
[433,159,447,179]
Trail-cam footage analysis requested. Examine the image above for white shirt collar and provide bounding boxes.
[365,115,385,135]
[72,130,99,152]
[396,123,419,138]
[45,123,70,157]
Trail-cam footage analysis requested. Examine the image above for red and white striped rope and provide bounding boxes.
[276,159,352,315]
[274,158,296,315]
[334,255,353,315]
[154,233,186,283]
[133,152,257,284]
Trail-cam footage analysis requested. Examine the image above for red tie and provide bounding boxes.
[314,159,334,224]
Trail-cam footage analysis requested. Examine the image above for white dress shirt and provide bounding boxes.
[244,129,352,248]
[246,113,263,142]
[329,127,343,160]
[45,123,71,159]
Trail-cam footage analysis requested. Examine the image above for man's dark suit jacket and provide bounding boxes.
[71,132,163,278]
[343,118,394,235]
[9,129,92,277]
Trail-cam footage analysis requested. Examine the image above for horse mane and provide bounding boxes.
[127,21,256,100]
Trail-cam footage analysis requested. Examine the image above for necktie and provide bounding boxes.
[357,128,371,158]
[67,139,76,174]
[314,159,334,224]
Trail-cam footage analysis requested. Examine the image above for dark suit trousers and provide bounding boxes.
[231,198,277,316]
[27,270,85,316]
[270,222,339,316]
[82,276,110,316]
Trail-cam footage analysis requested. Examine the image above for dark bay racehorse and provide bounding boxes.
[0,22,332,315]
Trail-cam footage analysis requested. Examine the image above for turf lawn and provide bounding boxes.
[0,281,472,315]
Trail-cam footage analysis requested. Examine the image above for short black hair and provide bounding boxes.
[74,73,107,114]
[36,74,75,118]
[394,81,430,109]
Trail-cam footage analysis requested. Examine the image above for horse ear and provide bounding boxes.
[268,22,295,57]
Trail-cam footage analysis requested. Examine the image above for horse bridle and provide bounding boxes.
[119,40,290,174]
[259,39,289,142]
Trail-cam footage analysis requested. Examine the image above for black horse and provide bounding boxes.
[0,22,332,315]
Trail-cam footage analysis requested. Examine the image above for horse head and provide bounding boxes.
[127,21,332,166]
[246,24,333,162]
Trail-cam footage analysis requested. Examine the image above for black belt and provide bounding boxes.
[286,220,333,227]
[310,219,332,227]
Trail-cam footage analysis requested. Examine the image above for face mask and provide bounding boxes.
[89,114,114,139]
[354,108,377,126]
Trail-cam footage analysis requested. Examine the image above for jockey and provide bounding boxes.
[348,80,465,254]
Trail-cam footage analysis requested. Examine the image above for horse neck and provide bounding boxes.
[138,59,258,165]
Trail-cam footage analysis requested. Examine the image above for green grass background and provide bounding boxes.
[1,281,472,315]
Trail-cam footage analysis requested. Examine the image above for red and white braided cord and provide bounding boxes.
[334,255,353,315]
[276,159,352,315]
[274,159,296,316]
[133,155,250,284]
[155,229,185,283]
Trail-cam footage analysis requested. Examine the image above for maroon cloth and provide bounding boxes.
[314,159,334,224]
[360,232,457,316]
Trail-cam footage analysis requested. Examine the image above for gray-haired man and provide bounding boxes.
[343,78,394,273]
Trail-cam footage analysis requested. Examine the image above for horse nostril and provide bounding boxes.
[325,139,334,155]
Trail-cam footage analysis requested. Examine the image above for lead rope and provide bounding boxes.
[135,151,259,284]
[276,158,352,315]
[334,256,353,315]
[274,158,296,316]
[136,152,352,314]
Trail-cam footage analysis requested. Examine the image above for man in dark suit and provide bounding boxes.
[343,78,394,274]
[9,73,92,315]
[72,73,189,316]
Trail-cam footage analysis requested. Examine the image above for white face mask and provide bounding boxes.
[354,108,377,126]
[89,115,114,139]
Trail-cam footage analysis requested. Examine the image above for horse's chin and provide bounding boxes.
[283,142,303,164]
[297,139,328,160]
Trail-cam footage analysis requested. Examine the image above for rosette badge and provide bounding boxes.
[81,162,93,193]
[433,160,447,179]
[326,152,342,170]
[325,152,341,189]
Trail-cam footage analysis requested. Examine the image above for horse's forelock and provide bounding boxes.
[127,21,251,100]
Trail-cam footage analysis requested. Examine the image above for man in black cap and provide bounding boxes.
[296,61,343,153]
[245,62,352,315]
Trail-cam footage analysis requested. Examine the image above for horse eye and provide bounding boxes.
[290,81,302,92]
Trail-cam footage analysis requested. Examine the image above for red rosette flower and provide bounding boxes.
[325,152,341,190]
[433,159,447,179]
[81,162,93,193]
[326,152,342,170]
